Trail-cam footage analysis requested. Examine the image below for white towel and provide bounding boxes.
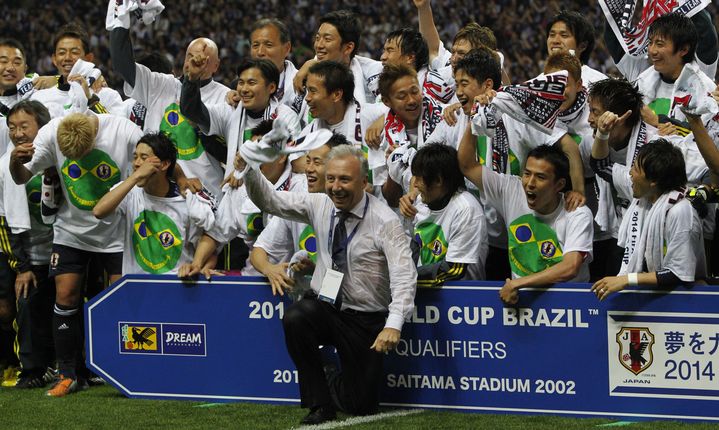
[386,145,416,192]
[0,148,31,233]
[240,119,331,169]
[106,0,165,30]
[675,63,719,118]
[618,189,684,275]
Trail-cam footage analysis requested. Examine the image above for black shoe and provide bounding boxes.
[300,405,337,425]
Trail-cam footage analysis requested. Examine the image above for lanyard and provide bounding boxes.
[327,195,370,250]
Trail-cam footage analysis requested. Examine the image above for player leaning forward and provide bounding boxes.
[9,111,191,396]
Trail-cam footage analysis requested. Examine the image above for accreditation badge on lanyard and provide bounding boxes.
[318,197,370,305]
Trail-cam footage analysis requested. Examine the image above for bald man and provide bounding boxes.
[110,24,230,198]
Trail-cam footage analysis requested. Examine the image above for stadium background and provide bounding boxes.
[3,0,719,90]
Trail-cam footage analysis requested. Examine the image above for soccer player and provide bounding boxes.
[377,63,444,203]
[9,111,143,396]
[110,9,229,197]
[590,128,706,297]
[409,144,487,285]
[0,38,35,113]
[299,61,386,184]
[180,58,300,179]
[93,133,216,275]
[31,24,122,116]
[293,10,384,105]
[607,13,716,133]
[413,0,509,86]
[458,124,594,304]
[545,10,608,86]
[604,9,717,82]
[0,101,55,388]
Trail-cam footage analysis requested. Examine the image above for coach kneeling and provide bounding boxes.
[244,144,417,424]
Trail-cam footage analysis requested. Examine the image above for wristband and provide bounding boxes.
[627,272,639,286]
[596,131,610,140]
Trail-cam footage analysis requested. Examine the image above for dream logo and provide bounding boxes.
[120,323,161,354]
[617,327,654,375]
[162,324,206,356]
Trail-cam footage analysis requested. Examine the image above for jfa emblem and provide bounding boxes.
[617,327,654,375]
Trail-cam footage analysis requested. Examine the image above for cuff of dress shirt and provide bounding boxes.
[384,313,405,331]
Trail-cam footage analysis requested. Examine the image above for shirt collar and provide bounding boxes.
[337,193,368,220]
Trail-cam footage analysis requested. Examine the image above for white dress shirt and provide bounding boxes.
[244,167,417,331]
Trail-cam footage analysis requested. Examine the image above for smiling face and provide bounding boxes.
[382,75,422,127]
[304,73,341,121]
[587,97,605,131]
[521,157,565,214]
[449,38,473,70]
[305,144,332,193]
[52,37,87,79]
[546,21,580,58]
[0,45,27,91]
[236,67,276,112]
[325,155,367,211]
[250,25,290,72]
[647,34,686,80]
[454,70,492,115]
[7,110,40,147]
[314,23,352,64]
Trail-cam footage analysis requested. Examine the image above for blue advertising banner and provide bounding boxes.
[86,275,719,422]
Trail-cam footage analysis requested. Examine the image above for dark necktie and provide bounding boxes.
[331,211,350,308]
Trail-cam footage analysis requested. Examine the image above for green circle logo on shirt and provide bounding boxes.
[61,148,120,210]
[298,225,317,263]
[132,210,183,274]
[413,221,448,265]
[159,102,204,160]
[25,174,49,225]
[507,214,564,276]
[246,212,264,239]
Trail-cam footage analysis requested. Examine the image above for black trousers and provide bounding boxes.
[282,297,386,415]
[16,265,55,371]
[485,246,511,281]
[589,238,624,282]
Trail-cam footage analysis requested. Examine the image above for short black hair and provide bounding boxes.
[527,145,570,188]
[454,47,502,90]
[0,38,27,62]
[589,78,643,127]
[308,60,354,105]
[546,10,597,65]
[319,10,361,58]
[648,12,697,64]
[385,28,429,71]
[635,139,687,194]
[251,18,291,44]
[326,133,350,148]
[137,52,174,75]
[250,119,275,138]
[411,144,465,195]
[237,58,280,91]
[6,100,50,129]
[52,23,91,55]
[138,133,177,178]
